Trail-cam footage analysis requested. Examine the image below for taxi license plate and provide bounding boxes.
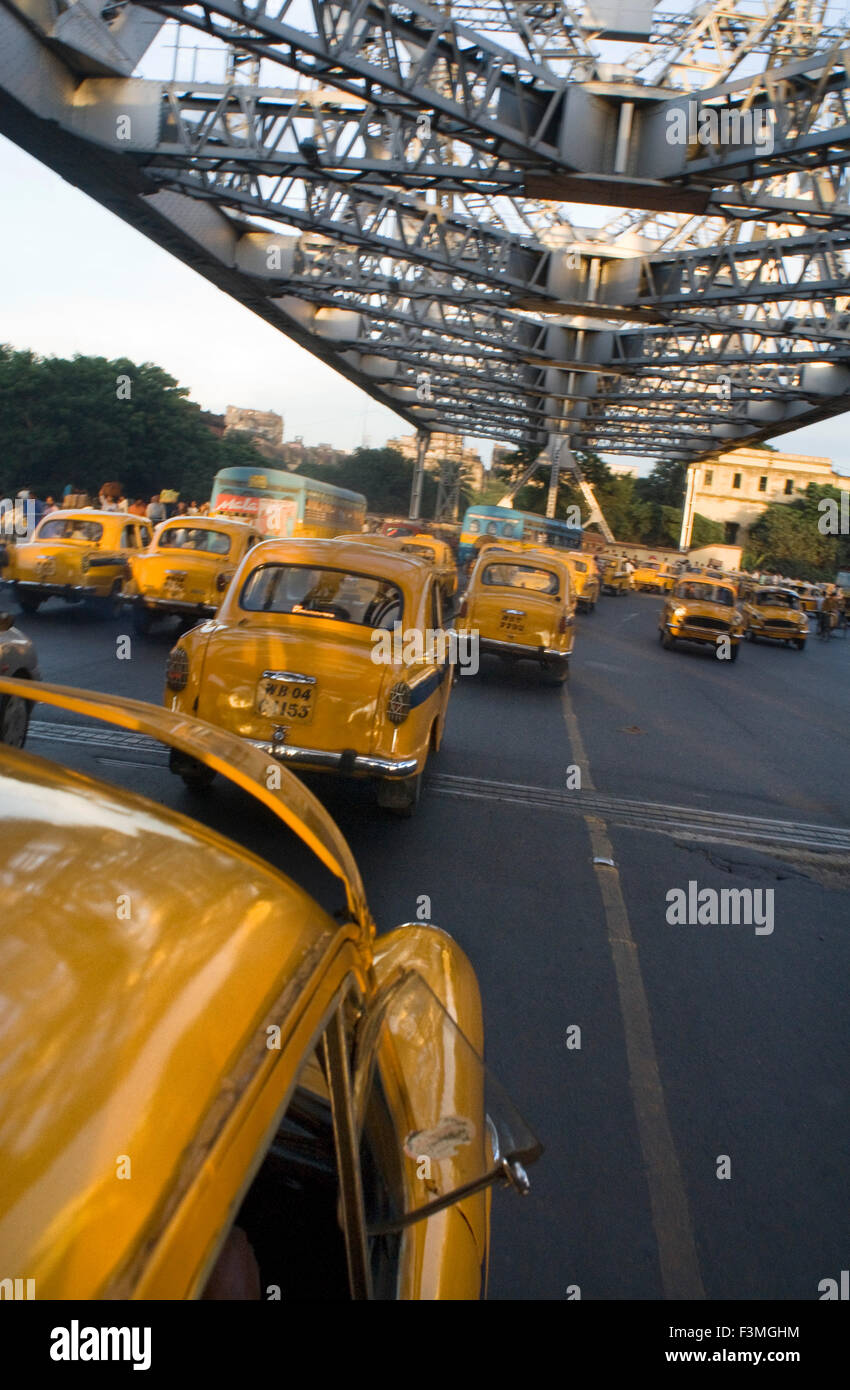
[164,575,185,597]
[500,610,526,635]
[256,677,315,723]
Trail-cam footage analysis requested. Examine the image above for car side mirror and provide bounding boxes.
[0,612,14,632]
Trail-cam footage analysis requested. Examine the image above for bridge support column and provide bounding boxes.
[409,430,429,520]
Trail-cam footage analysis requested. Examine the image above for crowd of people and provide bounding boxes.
[3,483,210,534]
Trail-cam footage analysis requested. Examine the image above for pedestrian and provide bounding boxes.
[99,482,123,512]
[128,498,148,517]
[146,493,166,524]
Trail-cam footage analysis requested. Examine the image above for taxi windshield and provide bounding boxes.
[482,563,559,596]
[675,582,734,606]
[158,527,231,555]
[37,518,103,543]
[400,544,434,561]
[756,590,796,608]
[240,564,403,627]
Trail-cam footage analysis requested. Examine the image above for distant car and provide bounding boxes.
[0,611,39,746]
[127,516,264,633]
[743,587,808,650]
[456,545,576,683]
[600,557,632,596]
[342,531,458,605]
[563,553,600,613]
[0,674,542,1299]
[659,578,745,661]
[163,537,454,815]
[0,510,151,617]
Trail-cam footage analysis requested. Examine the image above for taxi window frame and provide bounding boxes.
[480,561,560,598]
[237,562,405,629]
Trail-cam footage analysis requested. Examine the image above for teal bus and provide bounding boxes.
[458,504,582,568]
[210,466,366,539]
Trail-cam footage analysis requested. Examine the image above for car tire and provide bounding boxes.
[729,643,740,663]
[92,582,123,621]
[376,768,422,817]
[17,594,41,616]
[0,676,31,748]
[547,659,569,684]
[133,607,155,636]
[660,630,674,649]
[169,748,216,792]
[795,638,806,651]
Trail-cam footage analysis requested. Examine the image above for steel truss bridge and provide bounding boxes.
[1,0,850,504]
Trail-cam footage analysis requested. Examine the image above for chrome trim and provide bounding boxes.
[248,740,418,778]
[479,636,543,658]
[261,669,316,685]
[133,596,215,616]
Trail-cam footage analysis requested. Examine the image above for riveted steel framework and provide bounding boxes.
[0,0,849,462]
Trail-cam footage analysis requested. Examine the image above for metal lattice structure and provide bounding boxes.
[1,0,849,469]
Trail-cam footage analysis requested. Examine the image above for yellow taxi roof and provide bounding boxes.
[0,741,348,1297]
[155,515,256,533]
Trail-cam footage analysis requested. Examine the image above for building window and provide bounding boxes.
[704,469,713,487]
[724,522,739,544]
[784,479,794,495]
[732,473,742,489]
[758,475,767,492]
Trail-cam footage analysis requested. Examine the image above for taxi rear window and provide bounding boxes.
[240,564,403,628]
[756,590,796,607]
[158,527,231,555]
[37,519,103,543]
[400,543,434,561]
[481,563,559,596]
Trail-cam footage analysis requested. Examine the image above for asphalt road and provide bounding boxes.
[9,589,850,1301]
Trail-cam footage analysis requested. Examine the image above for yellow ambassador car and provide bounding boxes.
[456,545,575,682]
[341,531,458,606]
[632,560,677,593]
[743,586,808,650]
[128,515,263,634]
[659,577,745,661]
[0,676,541,1299]
[600,556,632,596]
[0,510,151,617]
[563,552,600,613]
[164,537,453,815]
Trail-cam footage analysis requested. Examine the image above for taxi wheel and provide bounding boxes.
[547,659,569,684]
[17,594,41,615]
[169,748,217,793]
[92,583,123,620]
[795,639,806,651]
[728,644,740,663]
[0,682,31,748]
[133,607,155,635]
[376,770,422,817]
[660,630,675,650]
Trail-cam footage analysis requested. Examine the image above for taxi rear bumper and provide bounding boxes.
[479,636,570,662]
[248,740,419,779]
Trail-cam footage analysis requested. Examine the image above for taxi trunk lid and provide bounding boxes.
[194,620,386,750]
[473,591,558,648]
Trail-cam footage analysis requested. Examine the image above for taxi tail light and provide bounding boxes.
[386,681,411,725]
[165,646,190,692]
[558,614,569,634]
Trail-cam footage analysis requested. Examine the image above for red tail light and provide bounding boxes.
[558,614,569,634]
[165,646,189,692]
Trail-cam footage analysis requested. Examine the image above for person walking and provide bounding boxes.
[146,494,166,524]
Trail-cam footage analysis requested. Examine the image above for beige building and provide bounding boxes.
[692,447,850,544]
[224,406,284,447]
[388,432,485,491]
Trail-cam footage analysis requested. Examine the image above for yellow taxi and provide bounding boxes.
[632,560,677,593]
[342,532,458,604]
[455,545,575,682]
[659,577,745,661]
[0,674,541,1300]
[563,552,600,613]
[163,537,453,815]
[743,586,809,649]
[128,516,263,633]
[0,510,151,617]
[600,556,632,596]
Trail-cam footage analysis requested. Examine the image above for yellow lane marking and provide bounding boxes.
[561,688,705,1300]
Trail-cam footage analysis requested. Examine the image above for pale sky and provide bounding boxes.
[1,134,848,479]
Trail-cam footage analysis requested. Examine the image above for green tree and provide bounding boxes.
[310,446,438,516]
[744,483,845,580]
